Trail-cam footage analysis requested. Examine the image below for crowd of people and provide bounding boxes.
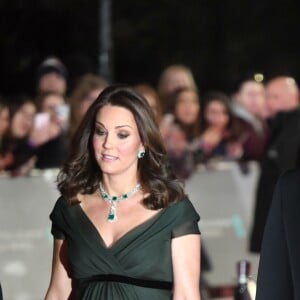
[0,57,109,175]
[0,58,271,178]
[1,56,300,251]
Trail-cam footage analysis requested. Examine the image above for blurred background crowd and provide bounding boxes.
[0,58,271,177]
[2,56,300,254]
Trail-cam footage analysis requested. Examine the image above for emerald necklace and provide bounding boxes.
[99,182,142,222]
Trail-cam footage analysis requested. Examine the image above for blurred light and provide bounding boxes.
[254,73,264,82]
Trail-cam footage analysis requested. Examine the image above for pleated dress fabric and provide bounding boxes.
[50,196,200,300]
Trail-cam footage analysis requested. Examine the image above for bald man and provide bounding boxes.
[250,76,300,253]
[265,76,299,117]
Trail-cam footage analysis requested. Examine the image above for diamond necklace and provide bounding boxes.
[99,182,142,222]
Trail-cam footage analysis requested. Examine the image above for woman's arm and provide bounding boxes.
[172,234,201,300]
[45,239,72,300]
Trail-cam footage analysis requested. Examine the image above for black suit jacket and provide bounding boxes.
[256,168,300,300]
[250,108,300,252]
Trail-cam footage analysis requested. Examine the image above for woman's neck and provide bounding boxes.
[101,174,140,196]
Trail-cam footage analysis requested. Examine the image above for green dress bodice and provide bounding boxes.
[50,196,200,299]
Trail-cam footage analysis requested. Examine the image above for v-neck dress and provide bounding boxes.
[50,196,200,300]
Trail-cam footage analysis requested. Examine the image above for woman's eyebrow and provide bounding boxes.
[95,120,132,129]
[95,121,104,126]
[115,125,132,129]
[95,122,132,129]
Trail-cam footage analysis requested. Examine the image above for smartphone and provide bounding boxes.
[54,104,70,131]
[55,104,70,121]
[33,112,50,129]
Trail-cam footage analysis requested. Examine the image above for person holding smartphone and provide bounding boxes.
[2,96,37,175]
[30,92,70,169]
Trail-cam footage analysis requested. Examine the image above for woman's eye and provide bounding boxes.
[95,127,106,136]
[118,132,129,139]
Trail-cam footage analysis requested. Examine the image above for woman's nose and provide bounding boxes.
[103,133,114,148]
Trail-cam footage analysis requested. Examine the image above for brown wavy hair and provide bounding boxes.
[57,85,185,209]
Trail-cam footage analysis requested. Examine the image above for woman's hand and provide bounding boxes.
[29,118,62,147]
[199,128,223,153]
[0,152,14,170]
[227,141,244,159]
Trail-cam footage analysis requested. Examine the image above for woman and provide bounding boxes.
[158,64,197,113]
[256,168,300,300]
[161,87,201,179]
[198,92,243,162]
[5,93,68,173]
[45,86,201,299]
[2,96,36,173]
[33,92,69,169]
[0,98,10,140]
[0,97,11,170]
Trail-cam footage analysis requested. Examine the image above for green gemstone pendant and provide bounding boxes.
[108,212,116,222]
[99,182,142,223]
[107,202,117,222]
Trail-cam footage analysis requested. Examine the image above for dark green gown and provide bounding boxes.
[50,196,200,299]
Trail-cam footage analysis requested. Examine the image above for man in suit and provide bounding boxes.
[250,76,300,252]
[256,169,300,299]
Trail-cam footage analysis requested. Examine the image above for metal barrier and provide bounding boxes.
[0,169,59,300]
[0,162,260,299]
[186,161,260,287]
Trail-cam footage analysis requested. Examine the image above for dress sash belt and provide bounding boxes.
[78,274,173,290]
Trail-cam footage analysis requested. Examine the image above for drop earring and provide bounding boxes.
[137,150,145,158]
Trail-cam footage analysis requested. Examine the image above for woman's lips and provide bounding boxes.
[101,154,118,161]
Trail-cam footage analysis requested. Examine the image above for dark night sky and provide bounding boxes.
[1,0,300,97]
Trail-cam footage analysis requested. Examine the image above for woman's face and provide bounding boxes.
[204,100,229,129]
[165,70,191,95]
[80,88,102,117]
[174,90,200,125]
[0,107,10,136]
[93,105,144,177]
[11,102,36,138]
